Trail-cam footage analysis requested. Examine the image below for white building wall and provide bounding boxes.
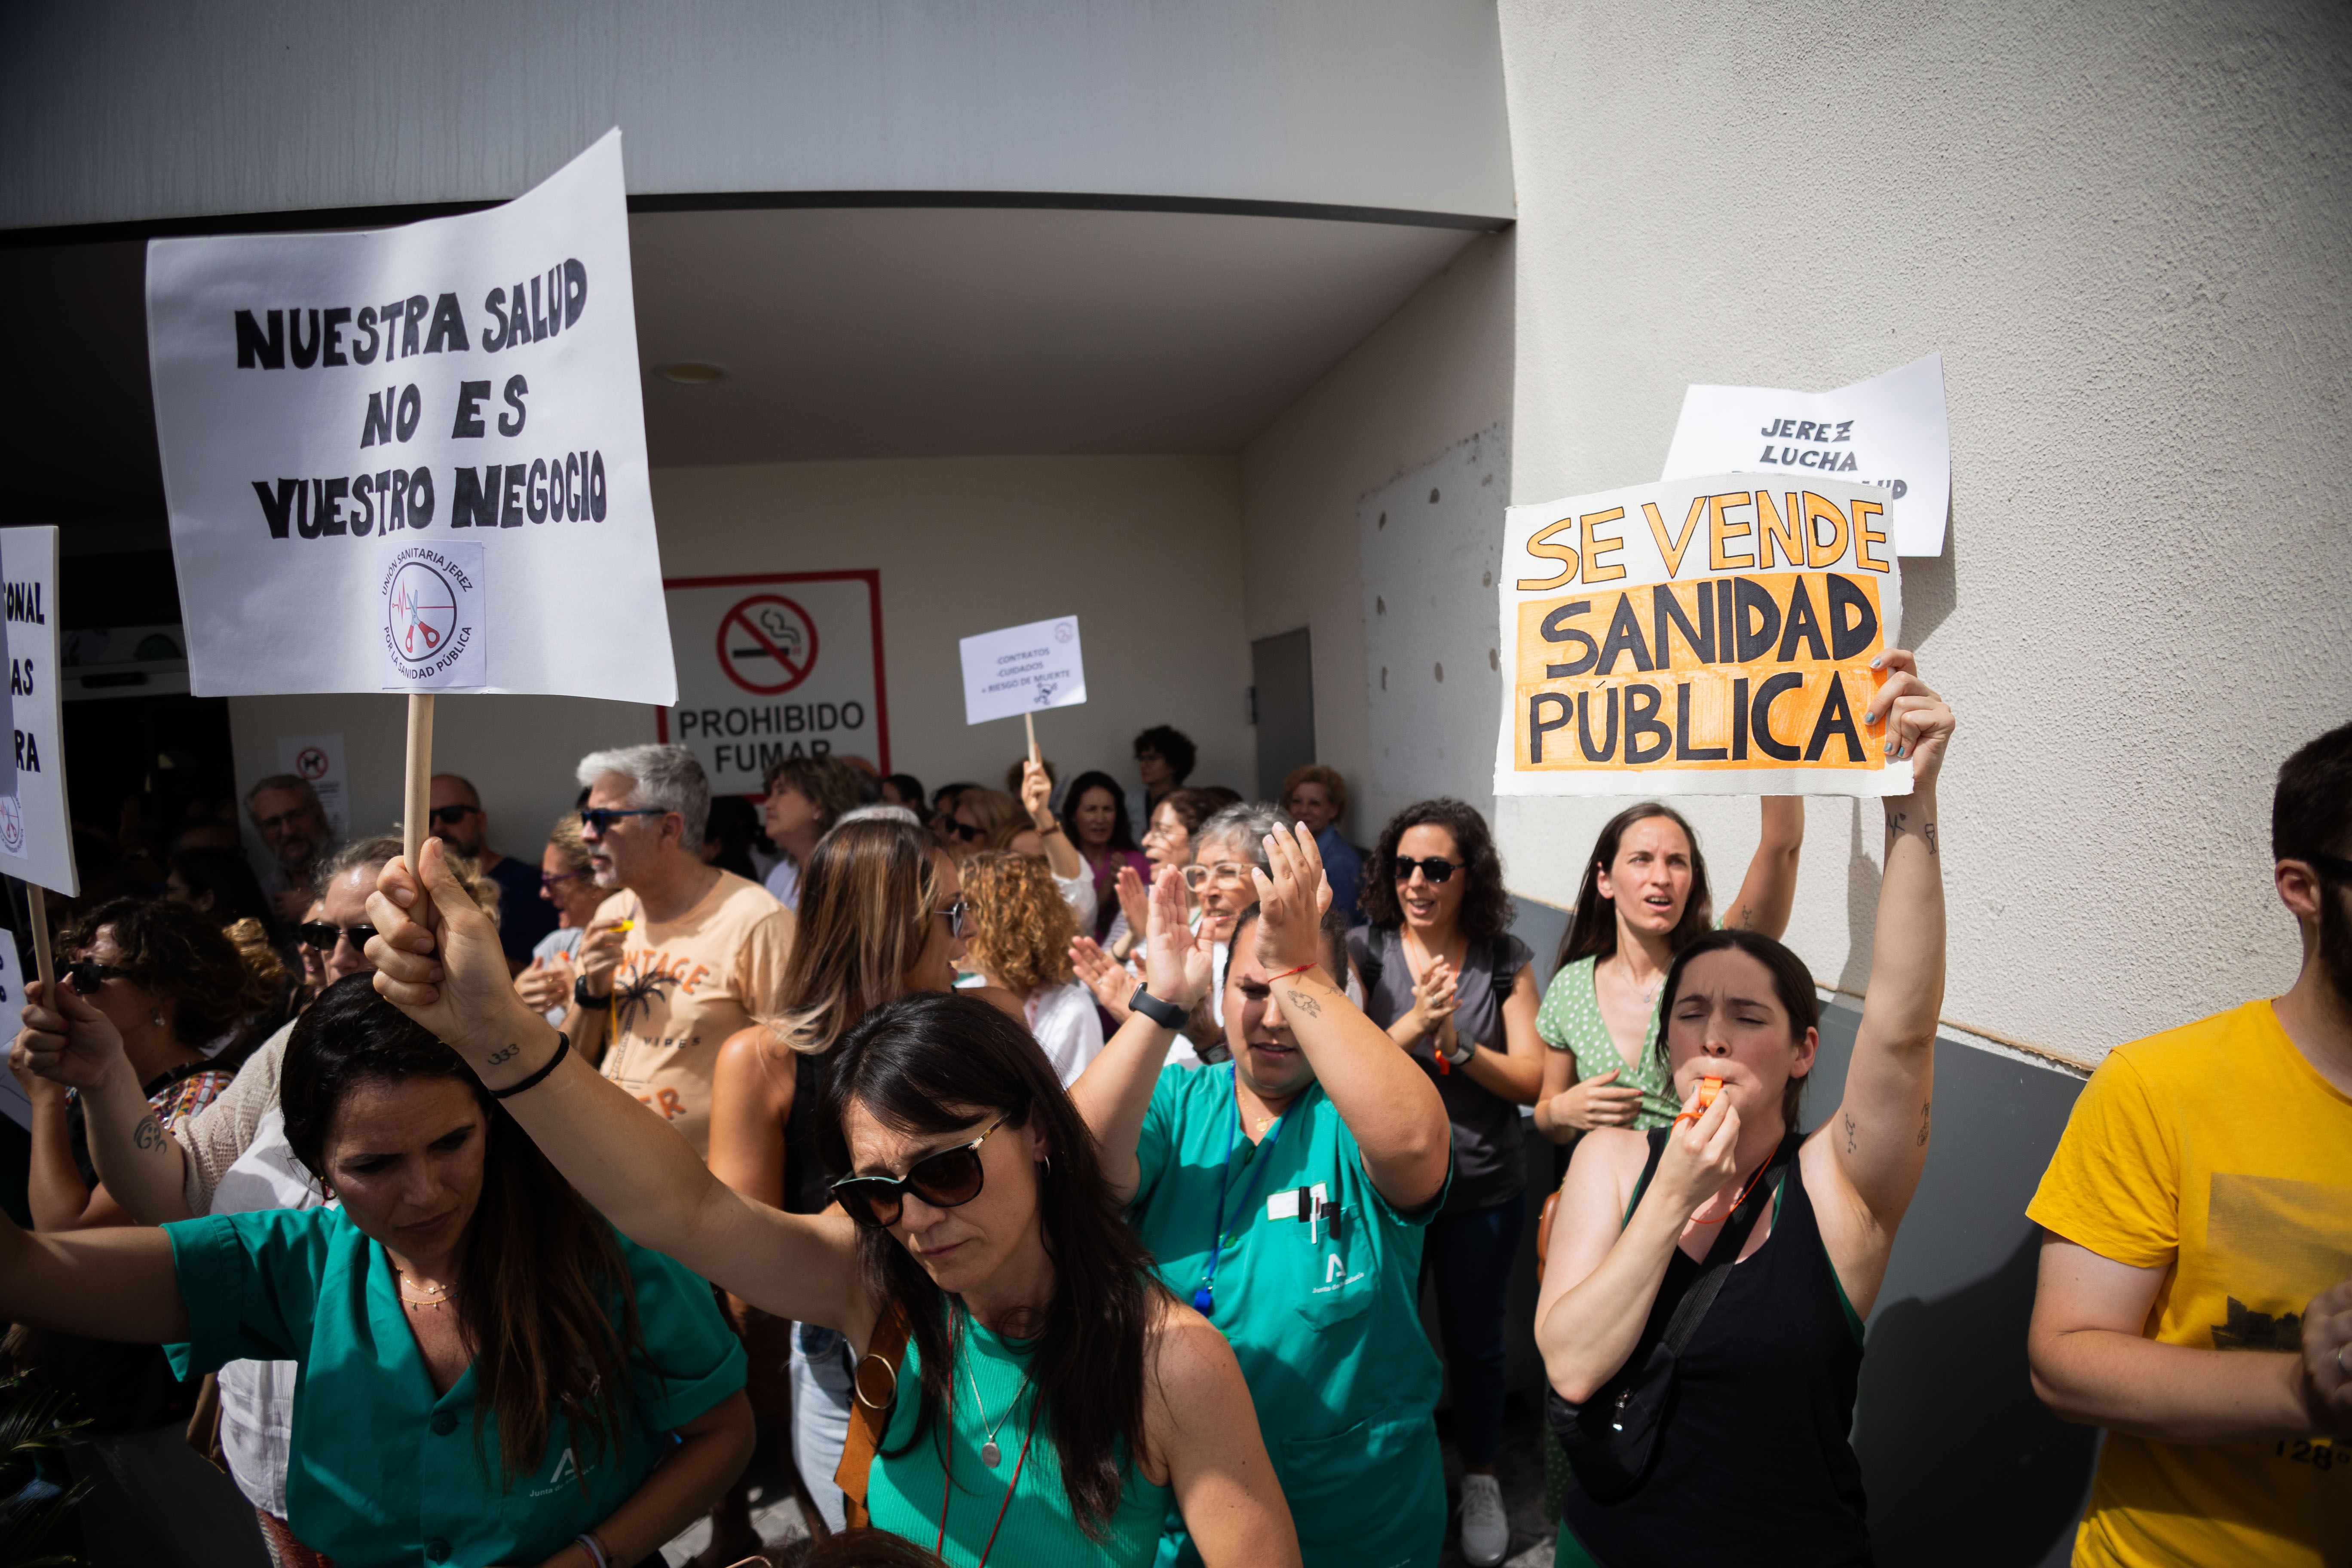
[1,0,1511,229]
[1493,0,2352,1064]
[230,453,1249,853]
[1239,233,1515,839]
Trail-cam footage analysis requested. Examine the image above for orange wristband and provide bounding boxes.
[1268,962,1318,983]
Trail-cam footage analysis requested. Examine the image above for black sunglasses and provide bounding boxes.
[428,804,479,827]
[579,806,667,834]
[66,961,131,995]
[831,1118,1008,1229]
[947,820,986,844]
[539,868,587,889]
[1391,855,1462,884]
[298,921,377,953]
[934,897,974,936]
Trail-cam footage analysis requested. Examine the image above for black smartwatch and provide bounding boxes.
[1128,985,1188,1030]
[574,974,612,1008]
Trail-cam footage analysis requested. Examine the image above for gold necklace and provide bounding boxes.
[398,1273,456,1310]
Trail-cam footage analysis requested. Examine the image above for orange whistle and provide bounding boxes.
[1696,1076,1723,1111]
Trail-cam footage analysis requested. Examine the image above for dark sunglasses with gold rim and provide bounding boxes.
[829,1117,1009,1228]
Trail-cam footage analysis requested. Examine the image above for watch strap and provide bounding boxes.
[1128,985,1188,1030]
[573,973,611,1008]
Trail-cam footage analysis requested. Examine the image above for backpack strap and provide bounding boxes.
[833,1302,910,1529]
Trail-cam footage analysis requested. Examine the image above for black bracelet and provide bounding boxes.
[1128,986,1188,1030]
[490,1032,570,1100]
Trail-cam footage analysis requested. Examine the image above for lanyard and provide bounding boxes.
[1193,1075,1289,1314]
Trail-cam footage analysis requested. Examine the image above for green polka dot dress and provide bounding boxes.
[1534,956,1681,1130]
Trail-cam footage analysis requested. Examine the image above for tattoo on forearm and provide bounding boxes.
[132,1115,163,1152]
[485,1043,522,1066]
[1917,1100,1932,1146]
[1281,987,1322,1019]
[1923,821,1938,856]
[1734,902,1755,930]
[1843,1112,1857,1154]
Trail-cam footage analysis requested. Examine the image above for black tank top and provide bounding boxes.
[781,1049,833,1216]
[1561,1128,1871,1567]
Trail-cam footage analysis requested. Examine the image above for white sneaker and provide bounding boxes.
[1459,1472,1509,1567]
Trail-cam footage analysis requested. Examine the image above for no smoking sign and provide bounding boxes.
[716,594,819,695]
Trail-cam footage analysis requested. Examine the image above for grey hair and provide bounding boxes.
[1195,802,1294,868]
[834,803,921,829]
[245,774,322,810]
[575,744,710,848]
[321,833,502,922]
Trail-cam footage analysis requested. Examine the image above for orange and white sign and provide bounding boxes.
[1494,474,1906,798]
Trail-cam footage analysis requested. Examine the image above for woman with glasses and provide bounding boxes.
[706,818,977,1537]
[1,976,754,1568]
[1103,786,1224,964]
[958,851,1102,1085]
[361,841,1299,1568]
[1349,797,1545,1568]
[516,814,606,1027]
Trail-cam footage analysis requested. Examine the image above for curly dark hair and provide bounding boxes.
[1131,725,1197,782]
[1359,797,1514,941]
[56,897,284,1053]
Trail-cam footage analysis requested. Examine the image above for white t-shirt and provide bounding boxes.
[208,1105,324,1519]
[1025,981,1106,1086]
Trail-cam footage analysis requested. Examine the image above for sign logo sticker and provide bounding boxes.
[716,594,819,695]
[380,541,488,690]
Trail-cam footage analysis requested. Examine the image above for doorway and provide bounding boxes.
[1251,628,1315,804]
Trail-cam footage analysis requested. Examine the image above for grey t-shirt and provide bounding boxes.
[1350,925,1532,1210]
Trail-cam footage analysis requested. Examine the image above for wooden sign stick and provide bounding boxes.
[403,693,437,933]
[23,879,54,993]
[1024,710,1039,767]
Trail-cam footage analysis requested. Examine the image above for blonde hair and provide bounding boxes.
[770,818,943,1054]
[961,851,1077,995]
[956,788,1032,851]
[547,813,591,874]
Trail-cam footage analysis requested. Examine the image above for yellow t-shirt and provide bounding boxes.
[2027,999,2352,1568]
[594,871,795,1157]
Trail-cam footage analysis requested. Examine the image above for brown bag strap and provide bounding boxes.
[833,1302,911,1528]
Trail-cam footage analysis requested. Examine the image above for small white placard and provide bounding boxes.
[380,541,487,689]
[958,615,1087,726]
[0,928,27,1129]
[0,528,77,896]
[1660,352,1950,556]
[274,732,350,835]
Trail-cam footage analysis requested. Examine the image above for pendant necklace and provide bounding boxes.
[960,1314,1033,1467]
[398,1274,454,1310]
[938,1315,1038,1568]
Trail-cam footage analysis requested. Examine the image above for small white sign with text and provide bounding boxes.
[959,616,1087,726]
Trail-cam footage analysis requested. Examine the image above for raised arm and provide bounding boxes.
[1068,865,1211,1201]
[11,981,197,1223]
[1724,796,1805,937]
[0,1200,188,1344]
[1022,759,1087,883]
[1816,651,1953,1239]
[1256,825,1450,1211]
[365,842,868,1341]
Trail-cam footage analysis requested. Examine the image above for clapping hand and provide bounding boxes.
[1114,863,1150,937]
[514,950,573,1014]
[1141,864,1213,1011]
[1403,958,1458,1041]
[1070,936,1136,1022]
[1250,824,1333,978]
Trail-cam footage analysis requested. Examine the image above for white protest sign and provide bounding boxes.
[1660,352,1949,556]
[275,732,350,836]
[657,572,891,794]
[0,529,74,895]
[146,129,675,702]
[959,616,1087,727]
[1495,474,1907,799]
[0,928,24,1130]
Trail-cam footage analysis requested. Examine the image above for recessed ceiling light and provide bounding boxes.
[658,361,726,384]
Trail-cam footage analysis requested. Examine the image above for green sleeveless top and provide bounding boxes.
[1534,955,1681,1129]
[867,1314,1172,1568]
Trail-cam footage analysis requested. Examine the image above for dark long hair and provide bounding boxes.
[1359,797,1514,940]
[279,976,647,1483]
[1555,802,1714,970]
[815,993,1169,1535]
[1057,770,1138,854]
[1654,928,1817,1129]
[58,897,283,1061]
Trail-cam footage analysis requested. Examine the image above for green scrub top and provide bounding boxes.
[868,1308,1171,1567]
[163,1206,746,1568]
[1126,1063,1450,1568]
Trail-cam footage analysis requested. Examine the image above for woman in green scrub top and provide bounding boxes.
[0,975,753,1568]
[358,840,1298,1568]
[1532,798,1807,1146]
[1072,825,1456,1568]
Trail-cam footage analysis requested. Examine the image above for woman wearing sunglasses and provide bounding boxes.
[0,976,754,1568]
[361,839,1298,1568]
[705,816,975,1540]
[1347,797,1544,1567]
[516,813,606,1027]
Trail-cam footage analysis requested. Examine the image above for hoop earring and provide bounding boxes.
[1038,1154,1052,1179]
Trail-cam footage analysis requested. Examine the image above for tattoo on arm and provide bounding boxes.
[1843,1112,1857,1154]
[132,1115,164,1152]
[1734,902,1755,930]
[1923,821,1939,855]
[1917,1099,1932,1147]
[485,1043,522,1066]
[1280,987,1322,1019]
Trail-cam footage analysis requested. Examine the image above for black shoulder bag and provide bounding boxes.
[1544,1132,1794,1503]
